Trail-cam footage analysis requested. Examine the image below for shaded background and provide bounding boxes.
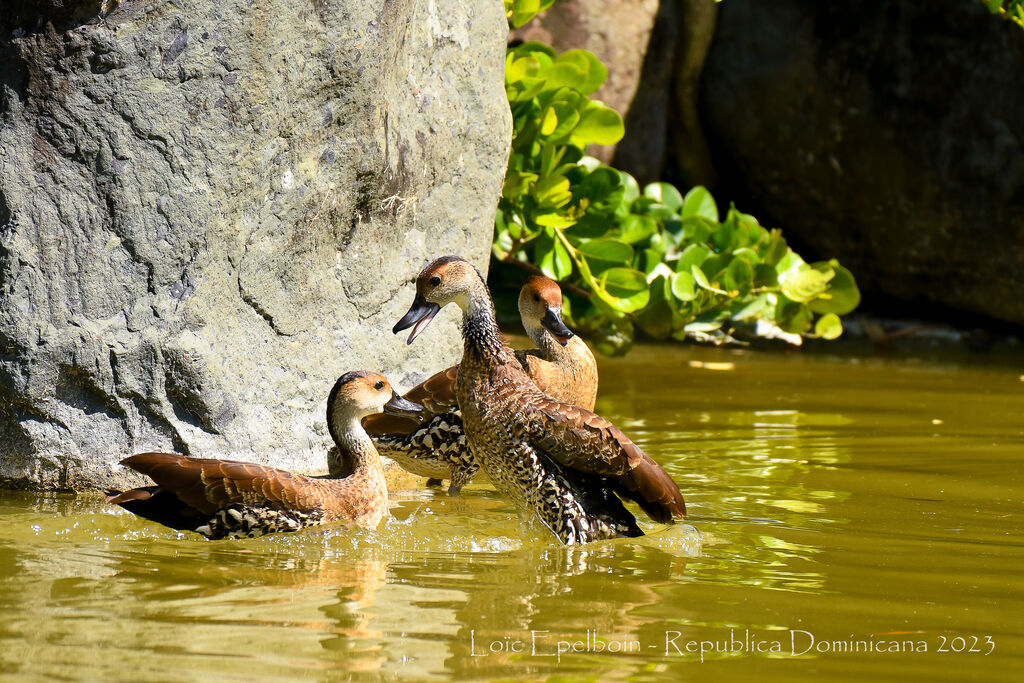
[514,0,1024,331]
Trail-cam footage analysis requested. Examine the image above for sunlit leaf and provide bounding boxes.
[599,267,650,312]
[779,263,834,303]
[681,186,718,221]
[677,244,710,271]
[692,264,727,295]
[534,173,572,208]
[508,0,541,28]
[576,238,633,264]
[814,313,843,339]
[571,103,624,146]
[554,50,608,95]
[808,262,861,315]
[671,271,696,302]
[643,182,684,211]
[534,212,577,228]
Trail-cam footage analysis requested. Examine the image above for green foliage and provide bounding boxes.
[985,0,1024,28]
[493,18,860,354]
[504,0,555,28]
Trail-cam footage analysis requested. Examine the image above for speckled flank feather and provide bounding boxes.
[373,409,479,489]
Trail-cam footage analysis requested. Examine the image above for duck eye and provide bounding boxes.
[373,381,384,390]
[429,275,441,286]
[533,294,540,303]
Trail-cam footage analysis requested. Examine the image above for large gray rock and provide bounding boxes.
[0,0,510,490]
[700,0,1024,325]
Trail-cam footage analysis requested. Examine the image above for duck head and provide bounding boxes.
[393,256,483,344]
[518,275,574,347]
[328,371,423,430]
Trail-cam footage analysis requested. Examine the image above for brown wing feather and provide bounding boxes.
[121,452,329,514]
[519,397,686,520]
[362,365,459,435]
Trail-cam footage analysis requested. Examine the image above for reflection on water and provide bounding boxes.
[1,345,1023,680]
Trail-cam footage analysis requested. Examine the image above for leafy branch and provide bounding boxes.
[495,3,860,354]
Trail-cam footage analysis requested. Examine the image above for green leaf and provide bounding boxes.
[691,264,727,295]
[508,0,541,28]
[617,214,657,244]
[539,106,558,135]
[570,103,624,146]
[753,263,778,288]
[814,313,843,340]
[506,56,541,84]
[808,262,861,314]
[620,172,640,203]
[533,212,577,228]
[677,244,710,271]
[543,235,573,279]
[680,216,716,243]
[670,271,696,302]
[643,182,684,211]
[730,293,772,321]
[502,170,537,200]
[778,263,834,302]
[574,167,621,202]
[599,267,650,312]
[554,50,608,95]
[681,186,718,221]
[762,230,789,266]
[709,217,735,253]
[723,257,753,294]
[534,173,572,208]
[636,275,674,339]
[776,298,813,334]
[575,238,633,264]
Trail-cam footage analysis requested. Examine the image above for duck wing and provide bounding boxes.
[111,452,328,515]
[519,397,686,522]
[363,365,458,435]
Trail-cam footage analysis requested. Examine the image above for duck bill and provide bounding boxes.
[393,294,441,345]
[541,307,574,347]
[383,392,424,419]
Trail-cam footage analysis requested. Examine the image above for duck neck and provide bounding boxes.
[459,277,510,362]
[524,321,564,361]
[328,414,385,479]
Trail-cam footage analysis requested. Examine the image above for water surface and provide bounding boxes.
[1,344,1022,681]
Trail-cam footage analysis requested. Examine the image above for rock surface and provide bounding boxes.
[700,0,1024,324]
[0,0,510,490]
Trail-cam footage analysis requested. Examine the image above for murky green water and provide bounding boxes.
[1,344,1022,681]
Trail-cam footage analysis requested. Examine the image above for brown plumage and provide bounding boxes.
[363,275,598,494]
[393,256,686,544]
[106,371,422,539]
[514,274,598,411]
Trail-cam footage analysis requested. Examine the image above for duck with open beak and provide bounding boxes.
[391,256,685,545]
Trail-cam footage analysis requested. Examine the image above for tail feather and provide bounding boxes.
[616,454,686,523]
[106,485,205,532]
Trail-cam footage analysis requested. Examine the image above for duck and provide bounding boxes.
[361,275,598,495]
[392,256,686,545]
[106,371,423,539]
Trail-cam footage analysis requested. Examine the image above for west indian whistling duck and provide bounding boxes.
[106,371,422,539]
[362,275,598,495]
[392,256,686,544]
